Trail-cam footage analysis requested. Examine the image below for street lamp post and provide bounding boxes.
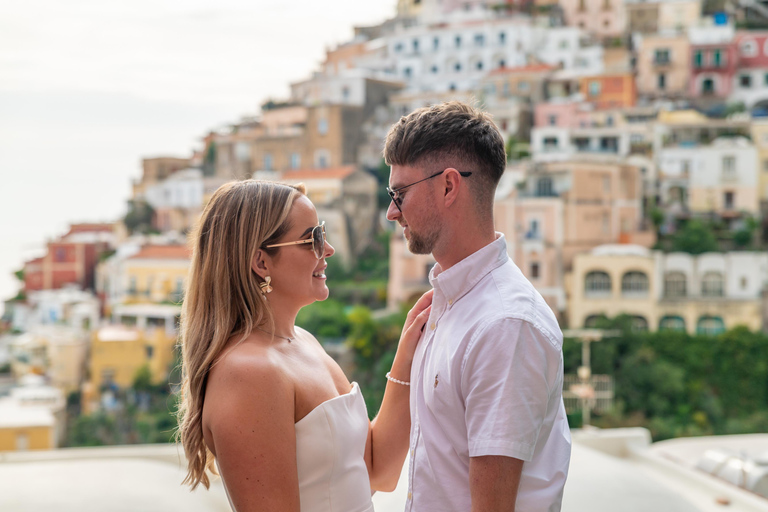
[562,329,618,428]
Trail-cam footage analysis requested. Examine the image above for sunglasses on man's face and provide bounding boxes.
[265,222,327,259]
[386,169,472,213]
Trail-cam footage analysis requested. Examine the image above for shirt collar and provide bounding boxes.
[428,233,509,306]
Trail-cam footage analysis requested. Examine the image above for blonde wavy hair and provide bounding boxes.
[177,179,306,489]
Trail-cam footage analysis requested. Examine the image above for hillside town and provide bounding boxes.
[2,0,768,507]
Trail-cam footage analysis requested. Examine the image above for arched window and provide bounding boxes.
[659,315,686,332]
[664,271,687,298]
[621,271,649,296]
[585,271,611,297]
[701,271,724,297]
[697,316,725,336]
[631,316,649,332]
[741,39,758,57]
[584,315,605,328]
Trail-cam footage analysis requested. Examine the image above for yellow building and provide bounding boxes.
[750,119,768,201]
[123,245,191,305]
[87,310,179,413]
[0,401,55,451]
[568,245,768,333]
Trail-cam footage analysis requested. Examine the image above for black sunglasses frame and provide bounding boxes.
[387,169,472,213]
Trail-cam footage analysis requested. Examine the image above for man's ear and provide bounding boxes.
[251,249,270,279]
[443,168,462,208]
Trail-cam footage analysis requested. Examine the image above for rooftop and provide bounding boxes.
[282,165,358,181]
[128,245,191,260]
[487,63,557,76]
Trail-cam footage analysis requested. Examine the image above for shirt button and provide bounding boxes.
[448,299,453,305]
[430,323,436,330]
[410,449,414,457]
[408,492,413,500]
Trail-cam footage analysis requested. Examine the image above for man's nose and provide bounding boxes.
[386,200,400,221]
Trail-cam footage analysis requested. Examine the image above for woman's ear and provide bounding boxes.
[251,249,270,279]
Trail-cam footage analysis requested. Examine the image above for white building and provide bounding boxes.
[144,168,204,211]
[531,125,632,162]
[384,15,602,94]
[657,136,759,217]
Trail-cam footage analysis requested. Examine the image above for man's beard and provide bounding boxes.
[406,223,440,255]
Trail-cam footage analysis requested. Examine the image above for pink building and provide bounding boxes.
[731,31,768,109]
[534,101,581,128]
[688,41,737,99]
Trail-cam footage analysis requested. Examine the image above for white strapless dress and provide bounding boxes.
[294,382,374,512]
[221,382,374,512]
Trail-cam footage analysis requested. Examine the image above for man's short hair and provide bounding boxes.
[383,101,507,209]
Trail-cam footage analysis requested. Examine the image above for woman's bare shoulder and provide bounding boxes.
[206,335,293,408]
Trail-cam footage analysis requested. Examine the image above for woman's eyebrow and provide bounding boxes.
[299,226,314,237]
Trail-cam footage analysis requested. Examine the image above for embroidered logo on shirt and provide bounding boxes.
[434,373,439,388]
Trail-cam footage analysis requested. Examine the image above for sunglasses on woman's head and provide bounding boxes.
[265,221,327,259]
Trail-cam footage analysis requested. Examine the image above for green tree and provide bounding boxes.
[132,364,153,393]
[123,200,155,235]
[296,299,351,341]
[505,136,531,161]
[670,220,719,254]
[202,141,217,177]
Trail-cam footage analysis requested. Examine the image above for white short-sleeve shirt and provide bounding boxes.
[405,234,571,512]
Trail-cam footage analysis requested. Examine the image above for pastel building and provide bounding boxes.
[8,326,88,395]
[730,31,768,109]
[99,245,191,309]
[143,168,208,233]
[0,401,55,452]
[568,245,768,333]
[558,0,627,38]
[579,73,636,110]
[85,307,180,414]
[23,224,114,293]
[625,0,700,35]
[749,119,768,200]
[656,136,759,219]
[479,63,557,139]
[687,22,737,101]
[132,157,191,200]
[384,16,602,94]
[530,125,631,161]
[636,33,690,98]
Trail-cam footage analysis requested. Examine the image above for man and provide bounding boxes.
[383,101,571,512]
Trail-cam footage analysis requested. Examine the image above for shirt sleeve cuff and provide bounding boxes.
[469,439,534,461]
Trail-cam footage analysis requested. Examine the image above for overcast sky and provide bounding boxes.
[0,0,395,314]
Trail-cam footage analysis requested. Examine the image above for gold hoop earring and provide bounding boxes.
[259,276,273,296]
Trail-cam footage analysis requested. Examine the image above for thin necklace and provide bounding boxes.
[256,326,295,343]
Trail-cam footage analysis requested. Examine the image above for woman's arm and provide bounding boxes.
[206,349,300,512]
[365,289,433,491]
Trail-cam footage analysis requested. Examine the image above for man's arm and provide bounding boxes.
[469,455,524,512]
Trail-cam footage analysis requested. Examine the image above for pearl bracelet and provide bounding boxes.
[386,371,410,386]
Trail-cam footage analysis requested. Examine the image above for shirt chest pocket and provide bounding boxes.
[422,338,459,413]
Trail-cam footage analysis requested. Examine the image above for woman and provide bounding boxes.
[177,179,432,512]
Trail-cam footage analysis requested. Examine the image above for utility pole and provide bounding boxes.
[562,329,617,428]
